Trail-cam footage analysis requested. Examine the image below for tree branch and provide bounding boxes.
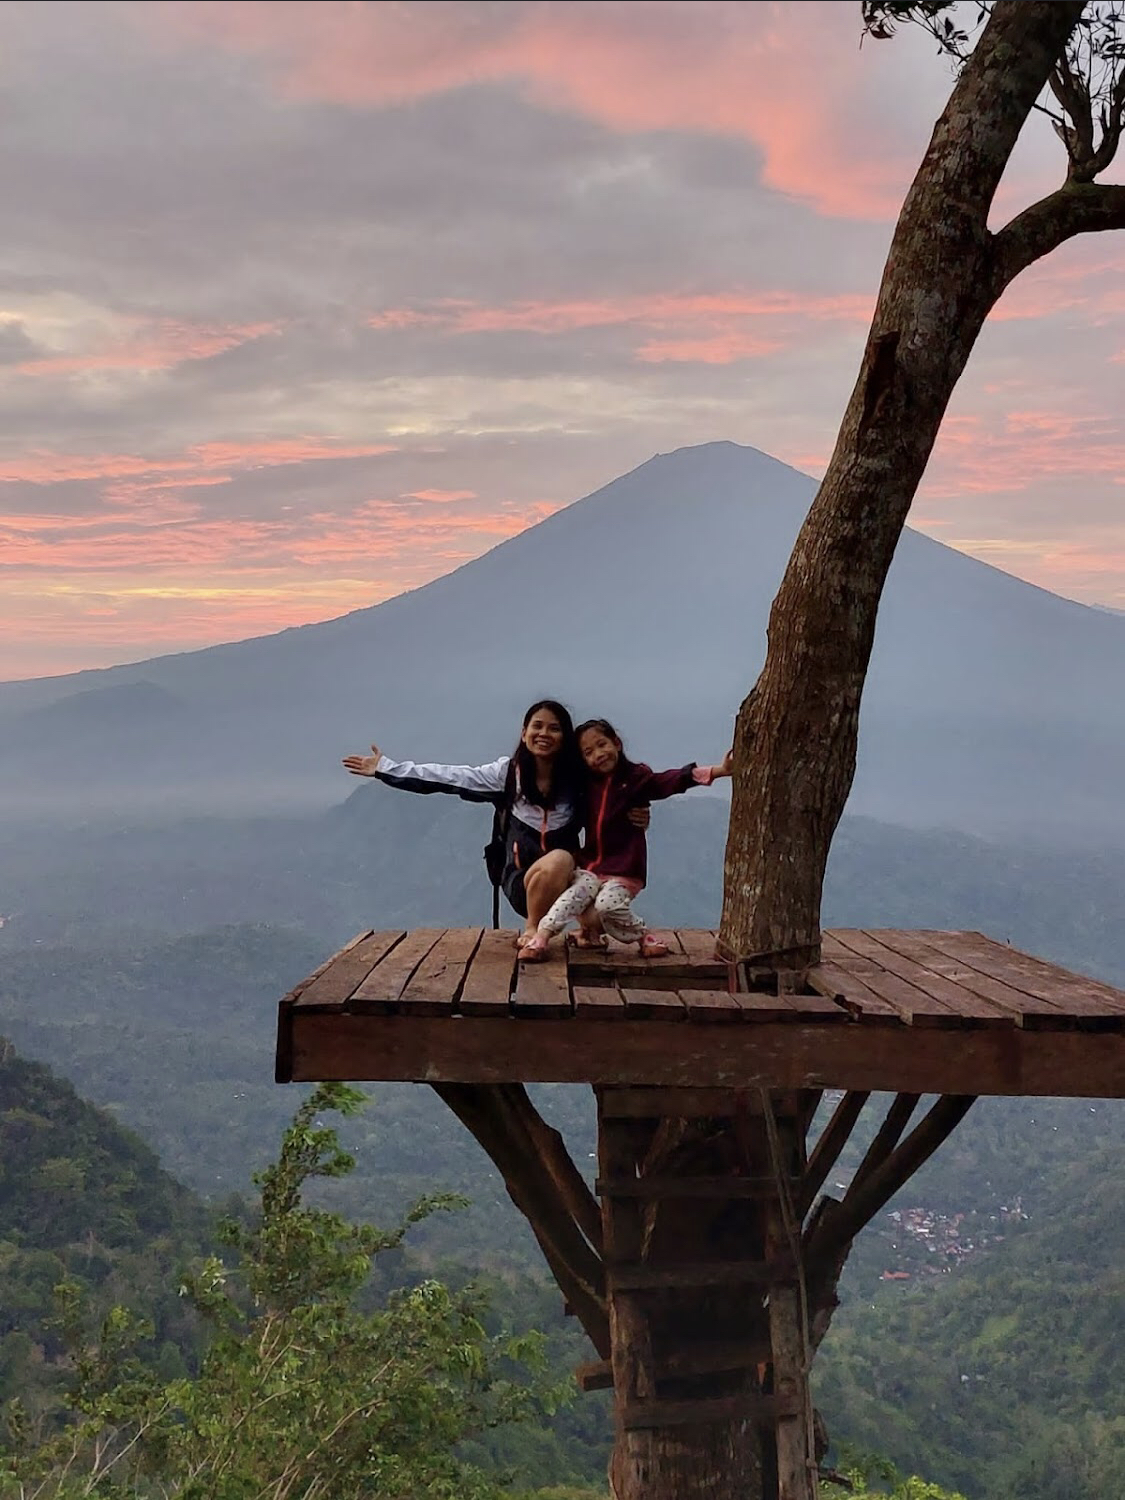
[995,180,1125,287]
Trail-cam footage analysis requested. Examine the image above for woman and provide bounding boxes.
[343,700,598,951]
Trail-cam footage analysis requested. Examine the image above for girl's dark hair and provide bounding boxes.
[511,700,584,809]
[575,718,635,775]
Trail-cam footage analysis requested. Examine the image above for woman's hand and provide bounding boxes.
[628,804,651,829]
[342,744,382,777]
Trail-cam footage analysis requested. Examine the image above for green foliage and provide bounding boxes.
[0,1084,560,1500]
[0,1043,211,1428]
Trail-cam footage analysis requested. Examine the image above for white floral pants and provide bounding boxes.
[536,869,647,944]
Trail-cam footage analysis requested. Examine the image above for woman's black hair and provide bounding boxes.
[512,699,584,808]
[575,718,635,775]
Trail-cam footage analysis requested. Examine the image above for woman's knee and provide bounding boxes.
[526,850,574,892]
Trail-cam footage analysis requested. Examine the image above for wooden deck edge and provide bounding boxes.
[283,1012,1125,1098]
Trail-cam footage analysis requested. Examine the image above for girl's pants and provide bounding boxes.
[536,869,647,944]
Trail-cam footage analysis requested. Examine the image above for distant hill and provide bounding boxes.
[2,441,1124,841]
[819,1140,1125,1499]
[0,1039,212,1415]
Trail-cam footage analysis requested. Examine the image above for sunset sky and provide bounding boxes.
[3,0,1124,681]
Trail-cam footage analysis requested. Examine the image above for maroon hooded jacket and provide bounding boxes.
[580,761,710,886]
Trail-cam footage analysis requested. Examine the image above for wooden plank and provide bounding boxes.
[621,987,687,1021]
[608,1259,790,1290]
[599,1087,803,1118]
[350,929,446,1012]
[679,988,744,1023]
[827,932,1003,1028]
[806,962,907,1022]
[575,1358,615,1392]
[597,1174,788,1200]
[296,930,407,1010]
[848,930,1017,1028]
[866,930,1066,1027]
[513,951,573,1017]
[623,1394,794,1430]
[396,928,483,1016]
[458,928,518,1016]
[735,990,852,1023]
[568,945,727,985]
[573,985,627,1020]
[288,1010,1125,1097]
[283,930,373,1007]
[674,928,722,965]
[916,930,1125,1022]
[577,1339,772,1391]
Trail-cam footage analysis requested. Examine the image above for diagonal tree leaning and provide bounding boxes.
[601,6,1125,1500]
[720,0,1125,969]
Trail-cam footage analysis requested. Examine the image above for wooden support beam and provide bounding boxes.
[432,1082,609,1355]
[797,1090,870,1218]
[806,1094,976,1269]
[502,1083,603,1254]
[600,1087,805,1119]
[598,1101,658,1421]
[576,1337,772,1392]
[848,1092,920,1198]
[597,1174,790,1201]
[608,1260,790,1291]
[283,1011,1125,1097]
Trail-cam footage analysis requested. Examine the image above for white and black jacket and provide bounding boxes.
[372,753,582,864]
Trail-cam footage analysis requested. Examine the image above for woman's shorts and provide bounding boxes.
[501,862,529,919]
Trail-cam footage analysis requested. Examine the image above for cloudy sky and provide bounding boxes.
[2,0,1123,681]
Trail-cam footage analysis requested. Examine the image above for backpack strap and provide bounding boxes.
[486,760,518,930]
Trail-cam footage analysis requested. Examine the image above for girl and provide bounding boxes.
[519,718,733,961]
[342,700,644,951]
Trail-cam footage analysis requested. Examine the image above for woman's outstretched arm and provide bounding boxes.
[342,745,510,802]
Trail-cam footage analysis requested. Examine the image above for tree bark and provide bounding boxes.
[718,0,1085,965]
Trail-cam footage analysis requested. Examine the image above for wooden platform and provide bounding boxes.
[275,928,1125,1098]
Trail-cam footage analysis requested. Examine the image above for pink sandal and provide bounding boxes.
[519,933,550,963]
[566,930,609,951]
[639,933,671,958]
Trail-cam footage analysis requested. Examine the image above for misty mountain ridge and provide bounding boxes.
[2,440,1124,842]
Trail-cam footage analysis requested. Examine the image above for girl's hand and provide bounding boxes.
[715,749,734,778]
[342,743,382,776]
[628,804,651,829]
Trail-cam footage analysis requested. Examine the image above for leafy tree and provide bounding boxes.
[0,1084,560,1499]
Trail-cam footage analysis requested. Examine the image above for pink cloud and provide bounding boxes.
[923,409,1125,498]
[0,437,396,486]
[142,1,937,220]
[407,488,478,503]
[370,290,874,337]
[16,320,279,377]
[635,332,783,364]
[368,288,871,364]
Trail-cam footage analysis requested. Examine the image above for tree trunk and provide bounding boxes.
[719,0,1084,965]
[610,1417,764,1500]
